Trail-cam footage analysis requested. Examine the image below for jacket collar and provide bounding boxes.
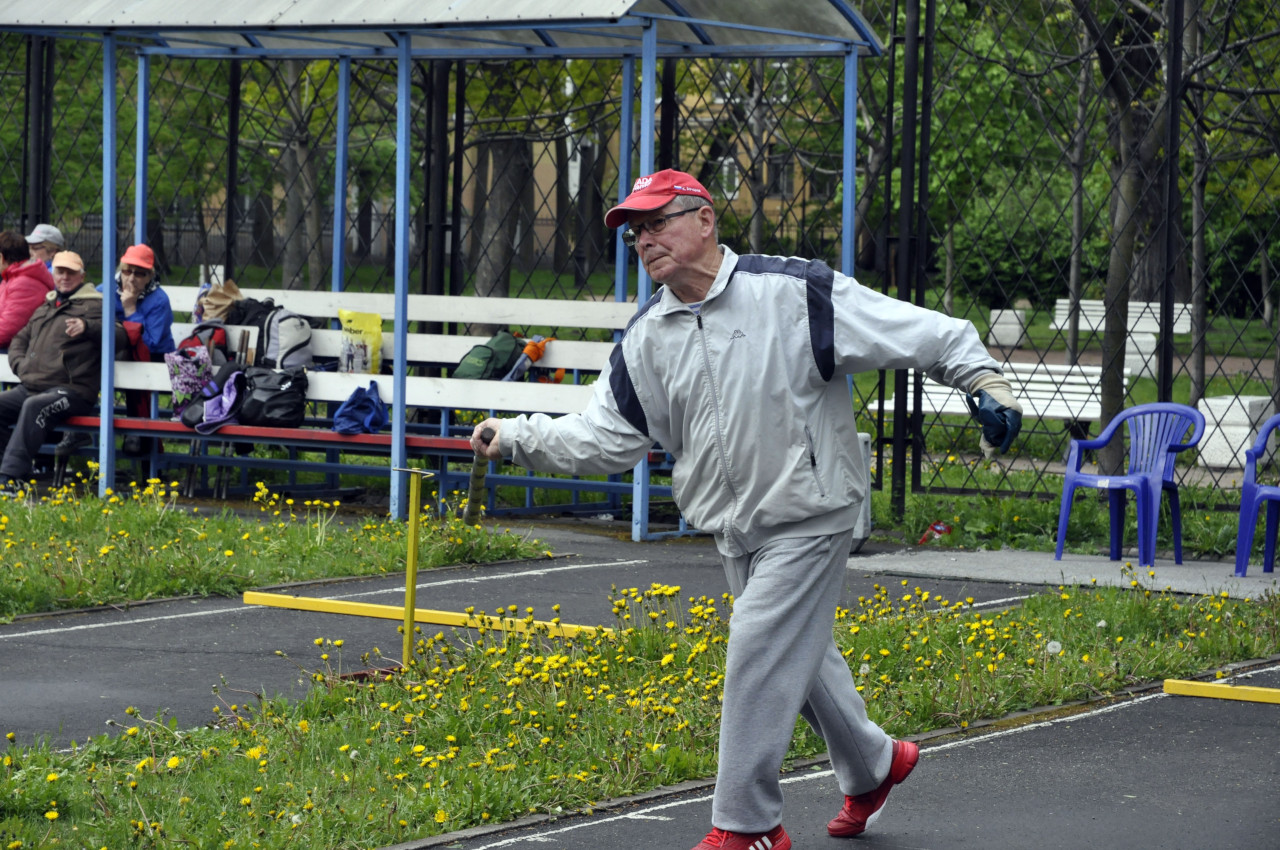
[652,245,738,316]
[47,284,102,303]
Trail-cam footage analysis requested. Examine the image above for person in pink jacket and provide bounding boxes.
[0,232,55,349]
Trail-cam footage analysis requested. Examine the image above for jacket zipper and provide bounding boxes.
[804,424,827,497]
[696,312,740,532]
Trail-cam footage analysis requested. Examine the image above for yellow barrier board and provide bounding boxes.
[1163,679,1280,704]
[243,591,612,641]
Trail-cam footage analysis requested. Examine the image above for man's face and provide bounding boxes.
[29,243,56,264]
[52,265,84,294]
[629,201,709,284]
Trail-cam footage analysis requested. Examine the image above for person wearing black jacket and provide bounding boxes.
[0,251,127,493]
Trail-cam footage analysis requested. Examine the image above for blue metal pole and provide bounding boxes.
[637,22,657,302]
[135,53,149,243]
[332,57,351,294]
[390,35,411,518]
[98,35,118,498]
[842,48,858,278]
[614,58,634,305]
[630,21,658,542]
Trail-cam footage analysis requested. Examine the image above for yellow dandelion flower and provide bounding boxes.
[46,772,58,782]
[167,756,181,769]
[44,811,58,821]
[434,810,447,824]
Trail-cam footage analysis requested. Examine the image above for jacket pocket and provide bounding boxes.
[804,425,827,498]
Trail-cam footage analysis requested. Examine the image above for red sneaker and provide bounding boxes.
[691,824,791,850]
[827,739,919,837]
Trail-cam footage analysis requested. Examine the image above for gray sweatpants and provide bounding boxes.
[711,529,892,833]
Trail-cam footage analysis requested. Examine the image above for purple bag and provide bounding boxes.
[194,371,246,435]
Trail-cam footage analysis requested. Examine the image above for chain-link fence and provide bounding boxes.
[873,0,1280,510]
[1,0,1278,512]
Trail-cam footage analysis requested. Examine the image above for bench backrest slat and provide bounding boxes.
[163,286,638,331]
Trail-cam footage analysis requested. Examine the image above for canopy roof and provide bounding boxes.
[0,0,883,58]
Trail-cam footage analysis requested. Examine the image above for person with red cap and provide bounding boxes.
[63,243,176,459]
[471,168,1023,849]
[98,243,176,360]
[0,231,55,348]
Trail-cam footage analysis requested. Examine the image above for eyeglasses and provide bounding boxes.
[120,266,152,278]
[621,207,700,248]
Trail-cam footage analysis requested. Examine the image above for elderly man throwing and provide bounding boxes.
[0,251,127,494]
[471,169,1022,850]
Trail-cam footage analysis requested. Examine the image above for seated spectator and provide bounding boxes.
[0,232,55,348]
[24,224,65,271]
[98,243,175,360]
[73,243,176,459]
[0,251,127,494]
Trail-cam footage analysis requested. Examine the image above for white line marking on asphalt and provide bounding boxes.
[0,605,254,640]
[0,560,648,641]
[335,559,651,600]
[963,595,1032,610]
[461,662,1280,849]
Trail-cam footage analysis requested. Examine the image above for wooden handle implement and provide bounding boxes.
[463,427,494,525]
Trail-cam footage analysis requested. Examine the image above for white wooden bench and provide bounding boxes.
[1050,299,1190,380]
[43,287,647,512]
[886,362,1131,437]
[1049,299,1191,335]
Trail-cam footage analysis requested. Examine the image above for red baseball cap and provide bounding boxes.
[120,243,155,269]
[604,169,713,229]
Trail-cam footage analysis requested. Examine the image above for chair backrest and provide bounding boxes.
[1118,402,1206,481]
[1244,411,1280,484]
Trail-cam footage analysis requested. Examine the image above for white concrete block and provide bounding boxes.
[1197,395,1276,469]
[986,309,1027,348]
[1198,394,1272,428]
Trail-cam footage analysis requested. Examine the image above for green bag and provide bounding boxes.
[452,330,524,380]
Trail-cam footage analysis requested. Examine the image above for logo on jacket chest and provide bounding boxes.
[729,329,746,341]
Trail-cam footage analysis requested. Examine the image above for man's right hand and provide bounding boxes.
[471,419,503,460]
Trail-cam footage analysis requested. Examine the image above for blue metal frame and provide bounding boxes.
[42,5,881,526]
[96,34,118,497]
[390,33,412,518]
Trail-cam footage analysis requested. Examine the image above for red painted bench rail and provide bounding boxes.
[62,416,474,454]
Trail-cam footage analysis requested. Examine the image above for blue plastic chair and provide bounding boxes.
[1055,403,1205,566]
[1235,412,1280,577]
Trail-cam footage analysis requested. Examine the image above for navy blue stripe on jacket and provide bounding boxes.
[607,290,662,438]
[734,255,836,381]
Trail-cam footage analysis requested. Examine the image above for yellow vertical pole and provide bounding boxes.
[402,471,422,668]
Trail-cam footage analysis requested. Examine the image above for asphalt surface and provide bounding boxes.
[2,519,1278,849]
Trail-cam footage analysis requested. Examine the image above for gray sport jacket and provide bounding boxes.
[499,246,1000,556]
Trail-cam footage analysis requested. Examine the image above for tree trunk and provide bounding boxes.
[467,139,491,275]
[471,136,523,334]
[1099,130,1141,475]
[281,144,304,290]
[1066,29,1090,367]
[554,134,572,274]
[251,193,274,267]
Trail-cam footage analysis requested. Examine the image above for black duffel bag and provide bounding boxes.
[238,366,309,428]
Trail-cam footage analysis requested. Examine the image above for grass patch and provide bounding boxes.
[2,577,1276,847]
[0,471,547,621]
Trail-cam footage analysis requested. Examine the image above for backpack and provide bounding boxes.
[238,366,309,428]
[176,321,231,366]
[226,297,314,369]
[452,330,524,380]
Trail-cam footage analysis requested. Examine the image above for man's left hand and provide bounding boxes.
[966,372,1023,458]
